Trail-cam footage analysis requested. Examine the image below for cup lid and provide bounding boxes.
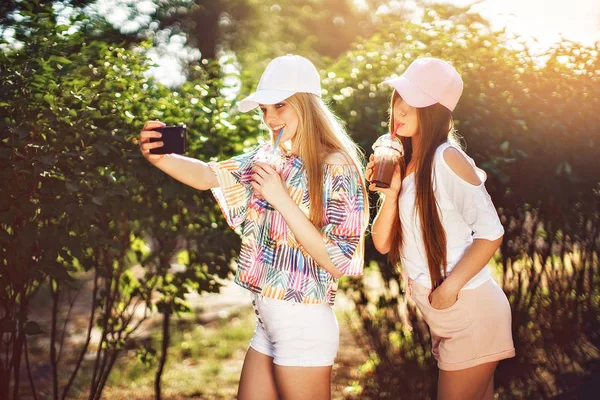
[372,133,404,155]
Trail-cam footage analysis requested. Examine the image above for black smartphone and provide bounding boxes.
[149,125,187,155]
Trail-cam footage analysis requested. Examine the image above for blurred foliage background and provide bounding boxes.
[1,0,598,399]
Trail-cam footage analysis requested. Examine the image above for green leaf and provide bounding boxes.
[43,265,75,283]
[49,55,73,65]
[56,25,70,34]
[13,126,30,139]
[18,223,38,249]
[43,94,54,105]
[24,321,45,335]
[94,143,110,156]
[66,181,79,193]
[39,155,57,166]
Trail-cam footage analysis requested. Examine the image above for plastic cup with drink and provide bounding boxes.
[254,128,285,173]
[371,125,404,188]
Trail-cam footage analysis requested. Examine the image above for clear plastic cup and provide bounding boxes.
[371,134,404,188]
[254,144,285,174]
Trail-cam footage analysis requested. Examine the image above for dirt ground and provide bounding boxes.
[20,275,368,399]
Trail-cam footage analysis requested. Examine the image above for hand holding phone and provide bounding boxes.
[139,121,186,165]
[149,125,187,155]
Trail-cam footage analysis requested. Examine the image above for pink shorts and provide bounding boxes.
[409,278,515,371]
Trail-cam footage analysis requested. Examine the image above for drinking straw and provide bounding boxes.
[272,128,284,153]
[391,123,401,140]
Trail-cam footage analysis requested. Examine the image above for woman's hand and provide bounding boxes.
[139,120,166,165]
[428,282,460,310]
[365,154,402,197]
[251,162,289,208]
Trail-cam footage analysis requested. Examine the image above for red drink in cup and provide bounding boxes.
[372,133,404,188]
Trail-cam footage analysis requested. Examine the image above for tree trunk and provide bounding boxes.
[155,309,172,400]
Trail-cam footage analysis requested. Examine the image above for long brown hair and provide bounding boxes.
[274,93,369,229]
[387,91,456,288]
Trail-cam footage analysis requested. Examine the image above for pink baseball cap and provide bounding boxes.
[238,55,321,112]
[382,58,463,111]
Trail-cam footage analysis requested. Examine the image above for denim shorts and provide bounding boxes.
[249,294,340,367]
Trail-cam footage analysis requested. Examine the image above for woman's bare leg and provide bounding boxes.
[237,347,279,400]
[482,375,494,400]
[437,361,498,400]
[273,365,332,400]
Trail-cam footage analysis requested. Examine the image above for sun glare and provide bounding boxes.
[454,0,599,50]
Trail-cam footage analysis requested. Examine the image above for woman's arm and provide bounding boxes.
[432,237,502,308]
[369,188,398,254]
[371,194,399,254]
[366,155,402,254]
[153,154,218,190]
[250,153,364,279]
[429,146,504,309]
[272,195,344,278]
[139,121,217,190]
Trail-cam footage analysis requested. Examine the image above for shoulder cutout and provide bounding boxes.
[324,151,353,165]
[442,147,482,186]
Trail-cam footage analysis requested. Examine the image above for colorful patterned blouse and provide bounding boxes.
[209,142,367,305]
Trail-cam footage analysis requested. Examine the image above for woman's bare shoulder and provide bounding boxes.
[323,151,353,165]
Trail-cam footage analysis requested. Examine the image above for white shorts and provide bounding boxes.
[249,294,340,367]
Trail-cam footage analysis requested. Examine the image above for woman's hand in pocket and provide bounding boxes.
[429,282,460,310]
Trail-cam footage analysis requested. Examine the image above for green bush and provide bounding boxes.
[327,6,600,398]
[0,3,260,398]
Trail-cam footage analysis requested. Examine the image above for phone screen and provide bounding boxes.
[149,125,186,155]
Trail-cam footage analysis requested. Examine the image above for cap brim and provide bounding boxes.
[382,76,437,108]
[237,89,297,112]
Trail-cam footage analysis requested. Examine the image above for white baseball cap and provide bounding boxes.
[382,58,463,111]
[237,54,321,113]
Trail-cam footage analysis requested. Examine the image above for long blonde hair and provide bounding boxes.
[276,93,369,229]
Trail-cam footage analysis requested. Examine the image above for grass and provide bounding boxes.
[102,309,255,399]
[97,305,366,399]
[21,277,366,400]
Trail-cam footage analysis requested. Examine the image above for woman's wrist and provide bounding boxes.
[272,192,294,213]
[380,192,399,209]
[440,274,462,295]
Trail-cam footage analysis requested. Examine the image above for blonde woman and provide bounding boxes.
[139,55,369,400]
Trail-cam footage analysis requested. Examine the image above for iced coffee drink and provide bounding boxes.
[372,134,404,188]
